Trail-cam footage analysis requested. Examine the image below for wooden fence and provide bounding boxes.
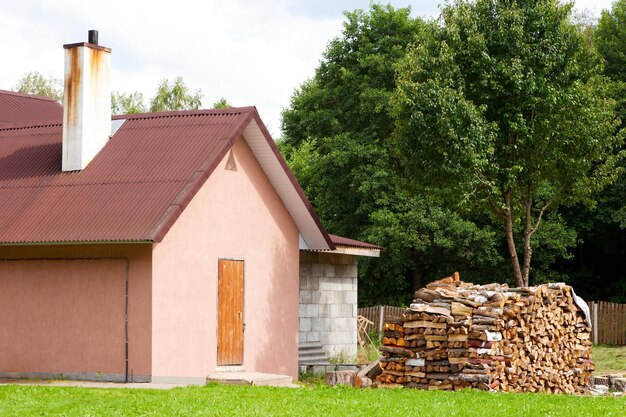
[358,305,406,337]
[587,301,626,346]
[360,302,626,346]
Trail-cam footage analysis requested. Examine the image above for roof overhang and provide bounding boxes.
[241,114,333,251]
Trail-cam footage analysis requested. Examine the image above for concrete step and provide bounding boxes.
[298,342,329,365]
[206,372,295,387]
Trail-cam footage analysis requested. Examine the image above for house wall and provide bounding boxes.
[299,251,358,358]
[0,244,152,382]
[151,136,300,383]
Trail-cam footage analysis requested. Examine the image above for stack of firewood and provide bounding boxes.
[376,273,594,394]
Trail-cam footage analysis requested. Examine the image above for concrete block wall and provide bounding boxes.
[299,251,358,358]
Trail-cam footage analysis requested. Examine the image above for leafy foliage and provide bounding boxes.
[212,98,232,109]
[280,4,500,305]
[14,71,63,102]
[392,0,624,286]
[111,91,147,115]
[149,77,203,112]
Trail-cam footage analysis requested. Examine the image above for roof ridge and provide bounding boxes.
[112,106,256,120]
[0,89,60,104]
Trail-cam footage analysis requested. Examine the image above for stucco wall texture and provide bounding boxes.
[0,244,152,381]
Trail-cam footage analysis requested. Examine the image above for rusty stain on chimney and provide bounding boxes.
[64,47,81,144]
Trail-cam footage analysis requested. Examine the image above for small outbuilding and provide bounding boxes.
[0,33,379,384]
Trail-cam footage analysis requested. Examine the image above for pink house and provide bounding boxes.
[0,33,380,384]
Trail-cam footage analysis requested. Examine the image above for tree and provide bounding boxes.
[149,77,203,112]
[281,4,500,305]
[14,71,62,102]
[111,91,147,115]
[392,0,623,287]
[212,98,232,109]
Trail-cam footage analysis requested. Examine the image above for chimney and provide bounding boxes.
[62,30,111,171]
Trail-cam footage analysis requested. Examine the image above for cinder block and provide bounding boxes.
[319,290,334,304]
[342,303,353,317]
[335,318,347,330]
[323,317,334,331]
[346,265,358,278]
[334,265,346,277]
[318,277,331,290]
[319,304,332,317]
[324,263,336,278]
[312,318,324,332]
[320,277,342,291]
[307,332,320,342]
[340,277,352,290]
[300,290,311,304]
[311,263,324,277]
[307,304,319,317]
[299,263,311,276]
[300,317,311,332]
[307,276,319,290]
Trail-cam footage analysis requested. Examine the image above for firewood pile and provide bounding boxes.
[376,273,594,394]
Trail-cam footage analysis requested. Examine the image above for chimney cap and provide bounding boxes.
[88,30,98,45]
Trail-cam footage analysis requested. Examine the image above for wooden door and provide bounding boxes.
[217,259,244,366]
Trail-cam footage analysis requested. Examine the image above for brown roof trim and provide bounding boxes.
[329,234,383,250]
[249,110,335,250]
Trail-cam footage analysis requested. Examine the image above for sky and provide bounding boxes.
[0,0,616,136]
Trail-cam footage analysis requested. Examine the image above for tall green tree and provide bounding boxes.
[392,0,623,287]
[149,77,203,112]
[111,91,147,115]
[281,4,500,305]
[554,0,626,302]
[14,71,62,102]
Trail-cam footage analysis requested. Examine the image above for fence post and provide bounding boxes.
[378,305,385,336]
[592,302,598,345]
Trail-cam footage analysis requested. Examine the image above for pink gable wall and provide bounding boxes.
[151,135,300,382]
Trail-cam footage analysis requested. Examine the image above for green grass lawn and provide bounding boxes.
[594,345,626,375]
[0,383,623,417]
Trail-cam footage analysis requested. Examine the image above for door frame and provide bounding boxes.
[216,258,245,367]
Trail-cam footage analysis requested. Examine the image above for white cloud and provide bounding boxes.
[0,0,616,135]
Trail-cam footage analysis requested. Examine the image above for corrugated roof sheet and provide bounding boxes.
[328,234,382,250]
[0,106,331,245]
[0,90,62,126]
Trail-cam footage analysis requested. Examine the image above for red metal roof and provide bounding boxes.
[0,90,62,126]
[0,107,333,246]
[328,234,382,250]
